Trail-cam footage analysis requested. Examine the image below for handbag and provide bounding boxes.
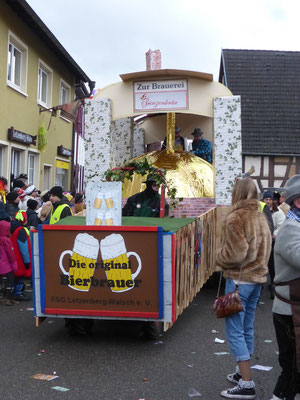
[213,267,243,318]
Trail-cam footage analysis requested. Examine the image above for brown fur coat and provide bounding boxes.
[216,199,271,283]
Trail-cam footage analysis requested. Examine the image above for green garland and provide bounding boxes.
[38,121,47,152]
[104,159,182,208]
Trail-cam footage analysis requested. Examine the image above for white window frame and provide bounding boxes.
[0,142,9,179]
[27,153,35,185]
[37,59,53,108]
[7,31,28,96]
[59,79,71,122]
[11,148,22,180]
[43,164,53,191]
[26,149,40,188]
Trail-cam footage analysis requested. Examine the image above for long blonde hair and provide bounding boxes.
[231,178,258,205]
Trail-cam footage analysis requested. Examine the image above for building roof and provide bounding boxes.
[219,49,300,155]
[120,69,213,82]
[5,0,93,86]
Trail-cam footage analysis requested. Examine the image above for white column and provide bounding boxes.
[111,117,132,166]
[214,96,242,206]
[84,98,112,183]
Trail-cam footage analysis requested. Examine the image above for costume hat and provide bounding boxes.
[262,190,274,200]
[285,174,300,205]
[191,128,203,136]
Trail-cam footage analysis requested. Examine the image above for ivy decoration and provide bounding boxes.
[104,159,182,209]
[38,121,47,152]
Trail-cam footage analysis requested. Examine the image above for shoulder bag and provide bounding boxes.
[213,267,243,318]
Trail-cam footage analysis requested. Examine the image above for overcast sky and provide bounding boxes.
[26,0,300,89]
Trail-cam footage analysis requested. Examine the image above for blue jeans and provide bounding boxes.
[13,277,25,296]
[225,278,262,362]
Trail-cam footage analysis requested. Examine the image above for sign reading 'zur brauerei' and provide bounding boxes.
[40,227,163,318]
[134,79,188,111]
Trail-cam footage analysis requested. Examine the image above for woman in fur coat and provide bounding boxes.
[216,178,271,399]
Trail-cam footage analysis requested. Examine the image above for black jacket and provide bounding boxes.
[26,208,39,229]
[4,202,19,219]
[122,188,169,217]
[262,203,274,235]
[0,202,10,222]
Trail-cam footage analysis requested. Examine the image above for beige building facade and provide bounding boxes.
[0,0,93,191]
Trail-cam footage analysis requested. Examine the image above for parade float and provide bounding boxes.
[32,51,242,329]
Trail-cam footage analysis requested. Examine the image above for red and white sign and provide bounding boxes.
[134,79,188,111]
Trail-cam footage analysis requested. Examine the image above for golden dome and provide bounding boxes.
[122,150,214,198]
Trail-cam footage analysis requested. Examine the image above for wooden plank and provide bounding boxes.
[172,207,220,323]
[35,317,46,327]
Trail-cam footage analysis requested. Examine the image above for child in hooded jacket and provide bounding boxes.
[10,210,32,301]
[0,220,19,305]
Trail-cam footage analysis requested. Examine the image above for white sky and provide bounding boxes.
[26,0,300,89]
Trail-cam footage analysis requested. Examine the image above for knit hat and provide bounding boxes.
[6,191,19,202]
[13,179,25,189]
[40,190,50,202]
[49,186,63,199]
[285,174,300,205]
[75,193,83,204]
[262,190,274,200]
[25,185,36,195]
[27,199,38,210]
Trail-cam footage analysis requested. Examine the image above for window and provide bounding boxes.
[7,32,28,94]
[38,60,52,108]
[8,43,21,86]
[60,80,71,105]
[56,168,68,190]
[60,79,71,121]
[43,165,52,191]
[38,68,48,104]
[11,148,21,180]
[56,160,69,190]
[27,153,35,185]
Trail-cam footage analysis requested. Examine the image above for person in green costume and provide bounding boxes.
[122,176,169,218]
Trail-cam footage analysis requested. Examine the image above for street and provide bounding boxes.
[0,282,279,400]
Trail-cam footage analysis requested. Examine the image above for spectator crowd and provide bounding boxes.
[0,173,85,305]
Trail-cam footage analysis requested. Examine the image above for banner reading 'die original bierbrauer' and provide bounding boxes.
[39,226,163,318]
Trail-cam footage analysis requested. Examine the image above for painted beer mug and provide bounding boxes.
[59,233,99,292]
[94,192,103,209]
[104,192,114,209]
[100,233,142,293]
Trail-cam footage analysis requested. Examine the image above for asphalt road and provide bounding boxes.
[0,282,280,400]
